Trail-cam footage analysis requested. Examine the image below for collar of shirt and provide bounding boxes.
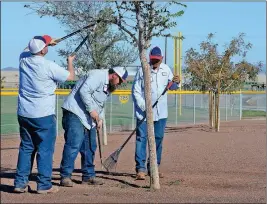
[150,64,163,74]
[31,55,44,59]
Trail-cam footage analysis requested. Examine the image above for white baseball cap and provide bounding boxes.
[113,66,128,82]
[28,35,52,54]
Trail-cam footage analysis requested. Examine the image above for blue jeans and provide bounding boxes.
[60,109,97,181]
[14,115,56,191]
[135,118,167,173]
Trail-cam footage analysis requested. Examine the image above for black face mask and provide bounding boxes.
[150,59,160,66]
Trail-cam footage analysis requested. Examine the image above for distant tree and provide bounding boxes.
[184,33,262,132]
[1,76,6,88]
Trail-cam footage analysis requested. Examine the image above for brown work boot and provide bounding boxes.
[136,172,146,180]
[37,186,59,194]
[60,178,73,187]
[82,177,104,185]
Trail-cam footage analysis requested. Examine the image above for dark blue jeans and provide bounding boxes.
[60,109,97,181]
[135,118,167,173]
[14,114,56,191]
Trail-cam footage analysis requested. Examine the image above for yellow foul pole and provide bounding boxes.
[174,34,178,124]
[178,32,182,115]
[174,36,177,74]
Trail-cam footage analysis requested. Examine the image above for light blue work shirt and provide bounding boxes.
[17,49,70,118]
[62,69,109,130]
[132,63,179,121]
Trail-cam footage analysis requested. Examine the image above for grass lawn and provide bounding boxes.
[1,96,265,135]
[242,110,266,118]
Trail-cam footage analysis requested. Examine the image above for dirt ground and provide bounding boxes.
[1,119,266,203]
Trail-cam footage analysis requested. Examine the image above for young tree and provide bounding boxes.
[184,33,262,132]
[99,1,186,189]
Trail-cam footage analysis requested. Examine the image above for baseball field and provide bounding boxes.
[0,118,266,203]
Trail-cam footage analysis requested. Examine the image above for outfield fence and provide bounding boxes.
[1,89,266,137]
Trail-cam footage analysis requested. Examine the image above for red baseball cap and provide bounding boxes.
[42,35,52,46]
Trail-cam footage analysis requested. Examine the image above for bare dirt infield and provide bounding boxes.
[1,119,266,203]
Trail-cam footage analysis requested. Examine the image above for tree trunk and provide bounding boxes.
[215,93,216,128]
[215,80,221,132]
[214,92,219,131]
[140,50,160,190]
[209,91,214,128]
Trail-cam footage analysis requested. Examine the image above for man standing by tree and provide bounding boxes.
[14,35,75,194]
[59,67,128,187]
[132,46,180,180]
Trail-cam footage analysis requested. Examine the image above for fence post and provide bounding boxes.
[175,93,178,125]
[109,94,113,133]
[225,94,228,121]
[193,93,196,124]
[230,94,233,117]
[200,94,203,108]
[56,94,59,136]
[132,101,135,130]
[256,94,259,110]
[102,109,107,145]
[239,89,242,120]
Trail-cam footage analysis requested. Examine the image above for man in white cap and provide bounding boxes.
[59,66,128,187]
[132,46,180,180]
[14,35,76,194]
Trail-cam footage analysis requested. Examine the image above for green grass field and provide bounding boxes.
[242,110,266,117]
[1,96,265,135]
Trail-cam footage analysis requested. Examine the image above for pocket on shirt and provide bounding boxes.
[161,72,167,76]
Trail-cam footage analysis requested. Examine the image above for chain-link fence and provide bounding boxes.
[1,90,265,137]
[102,93,242,133]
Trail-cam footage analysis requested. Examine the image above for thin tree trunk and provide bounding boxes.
[215,80,221,132]
[140,50,160,190]
[215,92,219,131]
[213,92,216,127]
[214,93,217,129]
[134,1,159,190]
[209,91,213,128]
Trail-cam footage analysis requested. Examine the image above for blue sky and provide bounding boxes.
[1,2,266,69]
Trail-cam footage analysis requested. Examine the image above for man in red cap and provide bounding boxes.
[13,35,76,194]
[132,46,180,180]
